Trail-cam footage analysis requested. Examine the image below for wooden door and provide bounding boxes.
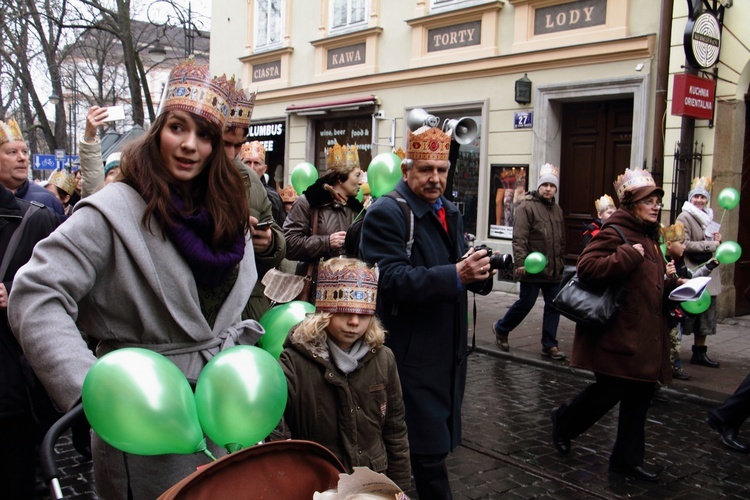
[735,93,750,316]
[559,99,633,263]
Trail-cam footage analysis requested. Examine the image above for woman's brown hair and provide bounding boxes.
[119,111,249,248]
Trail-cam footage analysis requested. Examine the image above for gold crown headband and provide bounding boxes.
[227,86,256,130]
[0,119,24,146]
[47,170,78,195]
[595,194,615,213]
[325,142,360,173]
[661,222,686,243]
[407,126,451,161]
[158,59,232,129]
[241,141,266,162]
[613,167,656,202]
[315,258,379,316]
[278,185,298,203]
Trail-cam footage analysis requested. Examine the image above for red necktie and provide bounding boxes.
[436,206,448,233]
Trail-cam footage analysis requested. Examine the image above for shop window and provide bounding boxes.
[330,0,369,35]
[313,115,373,172]
[254,0,285,51]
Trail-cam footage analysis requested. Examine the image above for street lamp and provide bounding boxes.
[146,0,197,62]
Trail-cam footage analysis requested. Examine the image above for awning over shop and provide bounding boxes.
[285,95,378,116]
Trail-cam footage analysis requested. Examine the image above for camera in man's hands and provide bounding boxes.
[473,245,513,271]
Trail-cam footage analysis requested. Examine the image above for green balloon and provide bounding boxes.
[660,242,667,256]
[524,252,547,274]
[368,153,402,198]
[258,301,315,359]
[681,289,711,315]
[356,185,364,202]
[195,346,288,452]
[716,241,742,265]
[291,162,318,195]
[717,187,740,210]
[82,348,205,456]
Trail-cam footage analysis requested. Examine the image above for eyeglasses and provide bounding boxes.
[639,200,663,209]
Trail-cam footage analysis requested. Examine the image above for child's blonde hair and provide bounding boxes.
[291,312,387,349]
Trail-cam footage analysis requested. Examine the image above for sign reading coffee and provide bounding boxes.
[327,43,366,69]
[534,0,606,35]
[427,21,481,52]
[252,60,281,82]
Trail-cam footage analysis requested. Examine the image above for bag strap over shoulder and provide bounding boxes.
[0,201,42,279]
[384,192,414,258]
[607,224,628,244]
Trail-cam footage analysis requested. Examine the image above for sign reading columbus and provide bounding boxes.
[671,73,716,120]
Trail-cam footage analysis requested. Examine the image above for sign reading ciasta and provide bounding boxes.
[253,60,281,82]
[671,73,715,120]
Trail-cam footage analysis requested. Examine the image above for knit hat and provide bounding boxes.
[315,258,378,316]
[688,176,712,201]
[104,152,121,177]
[613,166,664,204]
[406,126,451,161]
[537,163,559,190]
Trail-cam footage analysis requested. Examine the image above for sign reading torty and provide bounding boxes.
[671,73,715,120]
[427,21,481,52]
[327,43,366,69]
[252,60,281,82]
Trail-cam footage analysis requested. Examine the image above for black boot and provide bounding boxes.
[691,345,720,368]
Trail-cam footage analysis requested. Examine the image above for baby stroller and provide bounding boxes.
[42,404,346,499]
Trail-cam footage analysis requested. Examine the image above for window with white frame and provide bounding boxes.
[430,0,482,12]
[330,0,368,33]
[255,0,284,51]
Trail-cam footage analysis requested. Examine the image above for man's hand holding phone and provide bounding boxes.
[249,216,273,253]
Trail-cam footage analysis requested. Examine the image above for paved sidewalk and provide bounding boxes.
[471,285,750,404]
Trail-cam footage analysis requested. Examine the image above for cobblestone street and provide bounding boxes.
[44,349,750,499]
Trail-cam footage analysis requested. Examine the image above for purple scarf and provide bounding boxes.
[164,195,246,287]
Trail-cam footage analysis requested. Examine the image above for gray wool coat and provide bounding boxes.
[9,183,262,499]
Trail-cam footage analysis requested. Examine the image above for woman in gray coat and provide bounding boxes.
[9,60,263,499]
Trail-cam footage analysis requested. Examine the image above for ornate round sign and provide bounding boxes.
[684,12,721,69]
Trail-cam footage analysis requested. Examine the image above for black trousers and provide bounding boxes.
[0,414,36,499]
[555,372,655,466]
[410,453,452,500]
[709,372,750,430]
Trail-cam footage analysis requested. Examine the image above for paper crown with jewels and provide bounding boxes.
[315,258,379,316]
[394,147,406,160]
[158,58,233,129]
[227,85,256,130]
[688,176,712,200]
[613,166,662,203]
[407,126,451,161]
[595,194,615,213]
[278,184,299,203]
[47,169,77,195]
[240,141,266,163]
[0,119,24,146]
[661,222,686,243]
[325,142,360,174]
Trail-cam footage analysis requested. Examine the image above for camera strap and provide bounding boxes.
[458,293,477,365]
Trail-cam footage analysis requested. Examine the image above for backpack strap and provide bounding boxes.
[0,201,42,280]
[384,192,414,258]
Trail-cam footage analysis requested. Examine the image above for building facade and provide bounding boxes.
[210,0,749,318]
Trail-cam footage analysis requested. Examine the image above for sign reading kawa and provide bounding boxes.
[327,43,366,70]
[671,73,715,121]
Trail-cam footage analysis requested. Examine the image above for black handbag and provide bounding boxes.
[552,225,629,329]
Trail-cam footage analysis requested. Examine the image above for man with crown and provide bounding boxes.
[283,140,364,302]
[676,176,723,368]
[221,81,286,321]
[491,163,567,360]
[361,125,492,499]
[0,119,65,221]
[241,140,286,226]
[551,167,682,482]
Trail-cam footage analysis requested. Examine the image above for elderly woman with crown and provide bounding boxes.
[550,167,682,482]
[676,176,723,368]
[282,141,364,303]
[9,59,264,498]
